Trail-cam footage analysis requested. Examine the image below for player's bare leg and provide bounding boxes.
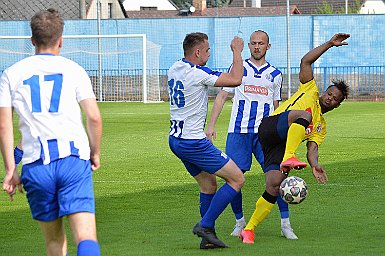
[194,171,217,194]
[38,218,67,256]
[68,212,100,255]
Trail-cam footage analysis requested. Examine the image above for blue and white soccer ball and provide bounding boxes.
[279,176,308,204]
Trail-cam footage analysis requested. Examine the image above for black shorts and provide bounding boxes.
[258,111,290,172]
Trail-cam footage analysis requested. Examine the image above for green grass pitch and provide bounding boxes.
[0,101,384,255]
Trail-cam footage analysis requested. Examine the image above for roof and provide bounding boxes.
[230,0,365,14]
[126,5,300,18]
[201,5,301,16]
[123,0,179,11]
[0,0,91,20]
[0,0,127,20]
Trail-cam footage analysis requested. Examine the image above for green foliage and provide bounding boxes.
[317,0,335,14]
[173,0,233,8]
[316,0,362,14]
[207,0,233,7]
[348,0,363,14]
[1,101,385,255]
[172,0,192,8]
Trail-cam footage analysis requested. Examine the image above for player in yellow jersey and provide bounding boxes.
[240,33,350,243]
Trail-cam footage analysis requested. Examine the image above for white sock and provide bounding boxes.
[236,216,246,223]
[281,217,291,227]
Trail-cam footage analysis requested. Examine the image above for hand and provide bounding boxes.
[205,126,216,142]
[329,33,350,47]
[2,169,23,201]
[90,153,101,171]
[230,36,244,53]
[312,165,328,184]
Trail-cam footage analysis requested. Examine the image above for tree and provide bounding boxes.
[172,0,233,8]
[207,0,233,7]
[172,0,191,8]
[316,0,362,14]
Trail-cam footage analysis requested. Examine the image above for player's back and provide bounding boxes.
[2,54,95,164]
[168,59,219,139]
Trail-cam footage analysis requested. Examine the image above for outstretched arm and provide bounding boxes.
[299,33,350,84]
[307,141,328,184]
[205,90,229,141]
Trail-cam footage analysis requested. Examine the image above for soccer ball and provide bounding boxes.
[279,176,308,204]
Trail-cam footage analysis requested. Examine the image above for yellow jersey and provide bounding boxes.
[273,79,326,146]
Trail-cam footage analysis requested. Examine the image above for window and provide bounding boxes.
[108,3,113,18]
[140,6,158,11]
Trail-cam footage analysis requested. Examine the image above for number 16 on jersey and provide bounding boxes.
[168,78,185,108]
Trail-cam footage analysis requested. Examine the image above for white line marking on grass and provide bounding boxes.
[106,112,169,115]
[94,180,196,184]
[325,183,378,188]
[94,181,375,187]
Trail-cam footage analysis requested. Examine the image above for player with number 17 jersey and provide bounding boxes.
[0,54,96,165]
[168,59,222,139]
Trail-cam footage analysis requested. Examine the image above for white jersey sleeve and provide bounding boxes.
[75,67,97,102]
[273,70,283,102]
[0,71,12,107]
[0,54,95,165]
[168,59,222,139]
[227,60,282,133]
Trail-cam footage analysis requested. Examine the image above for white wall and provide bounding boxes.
[251,0,261,8]
[360,0,385,14]
[123,0,177,11]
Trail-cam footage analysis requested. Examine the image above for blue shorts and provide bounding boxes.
[226,133,264,172]
[21,156,95,222]
[169,136,230,177]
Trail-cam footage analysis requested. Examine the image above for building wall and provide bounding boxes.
[360,0,385,14]
[123,0,177,11]
[87,0,126,19]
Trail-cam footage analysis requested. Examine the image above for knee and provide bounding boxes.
[237,172,245,188]
[266,182,280,196]
[265,172,285,196]
[289,110,312,126]
[45,238,67,256]
[200,179,217,194]
[232,168,245,190]
[291,111,312,129]
[205,182,218,194]
[298,110,312,123]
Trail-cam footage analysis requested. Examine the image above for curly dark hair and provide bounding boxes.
[327,80,349,102]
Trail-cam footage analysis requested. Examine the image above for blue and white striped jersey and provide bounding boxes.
[223,60,282,133]
[168,59,222,139]
[0,54,95,165]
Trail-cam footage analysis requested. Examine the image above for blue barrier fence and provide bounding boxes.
[0,14,384,101]
[158,65,385,101]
